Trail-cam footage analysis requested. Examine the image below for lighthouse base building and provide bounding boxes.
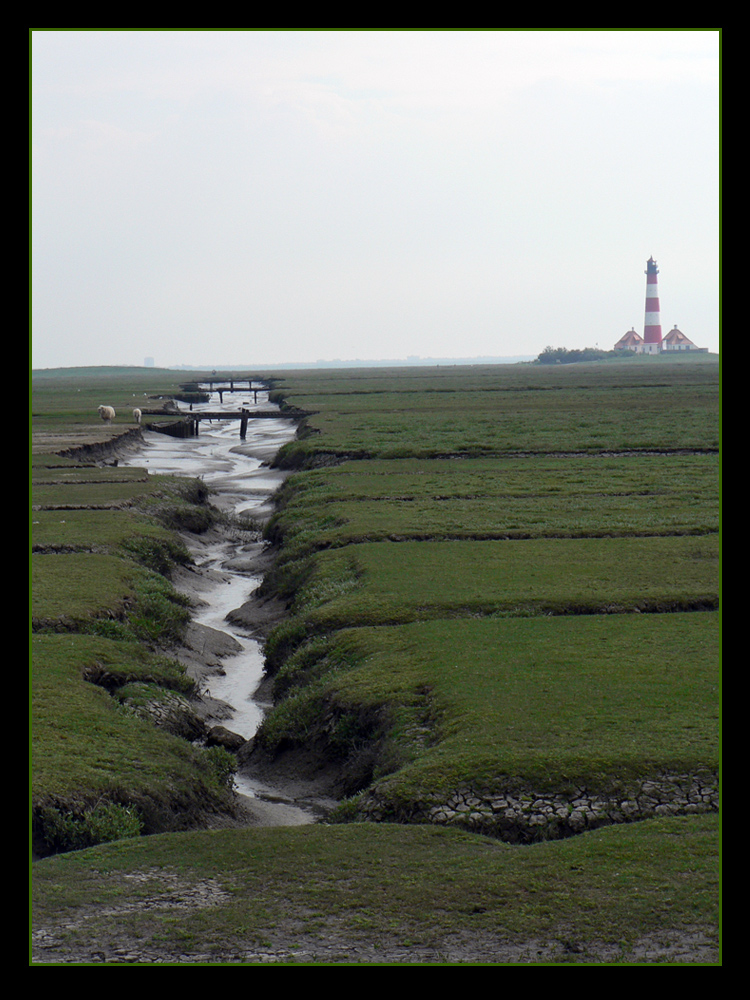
[614,326,706,354]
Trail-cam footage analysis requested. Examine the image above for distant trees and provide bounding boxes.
[535,346,623,365]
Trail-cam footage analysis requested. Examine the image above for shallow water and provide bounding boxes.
[121,386,311,814]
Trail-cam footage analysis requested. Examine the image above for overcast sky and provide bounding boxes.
[31,30,720,369]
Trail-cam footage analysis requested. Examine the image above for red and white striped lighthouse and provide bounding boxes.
[643,257,662,353]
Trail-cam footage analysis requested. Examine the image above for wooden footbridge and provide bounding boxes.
[141,405,309,439]
[178,377,264,405]
[139,378,309,438]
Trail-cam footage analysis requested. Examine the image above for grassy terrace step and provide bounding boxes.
[267,454,719,558]
[31,464,155,510]
[31,465,149,483]
[257,613,718,800]
[32,635,235,856]
[31,509,191,571]
[31,464,214,558]
[31,550,195,650]
[32,480,171,509]
[268,535,719,646]
[32,552,147,620]
[31,462,207,509]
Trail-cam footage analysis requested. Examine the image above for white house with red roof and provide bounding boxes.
[614,328,644,351]
[661,325,704,351]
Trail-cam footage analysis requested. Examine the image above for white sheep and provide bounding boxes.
[97,405,116,423]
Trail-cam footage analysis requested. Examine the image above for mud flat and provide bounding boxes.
[121,390,337,828]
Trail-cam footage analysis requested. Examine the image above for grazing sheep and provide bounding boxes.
[133,408,142,424]
[97,405,116,423]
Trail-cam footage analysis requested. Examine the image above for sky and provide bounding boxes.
[31,30,720,369]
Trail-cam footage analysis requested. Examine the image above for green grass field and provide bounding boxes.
[267,359,719,465]
[31,370,238,858]
[261,613,718,799]
[266,454,719,559]
[32,816,719,964]
[276,534,718,628]
[31,358,721,964]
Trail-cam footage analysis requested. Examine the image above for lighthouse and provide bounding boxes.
[643,257,663,353]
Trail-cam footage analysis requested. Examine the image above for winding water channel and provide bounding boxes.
[122,383,319,825]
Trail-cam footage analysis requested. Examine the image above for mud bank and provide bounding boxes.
[118,395,340,828]
[36,426,146,464]
[170,528,340,827]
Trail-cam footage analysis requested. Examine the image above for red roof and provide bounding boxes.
[662,326,696,346]
[614,328,644,348]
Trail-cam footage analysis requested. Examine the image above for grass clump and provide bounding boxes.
[31,553,192,647]
[36,799,144,855]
